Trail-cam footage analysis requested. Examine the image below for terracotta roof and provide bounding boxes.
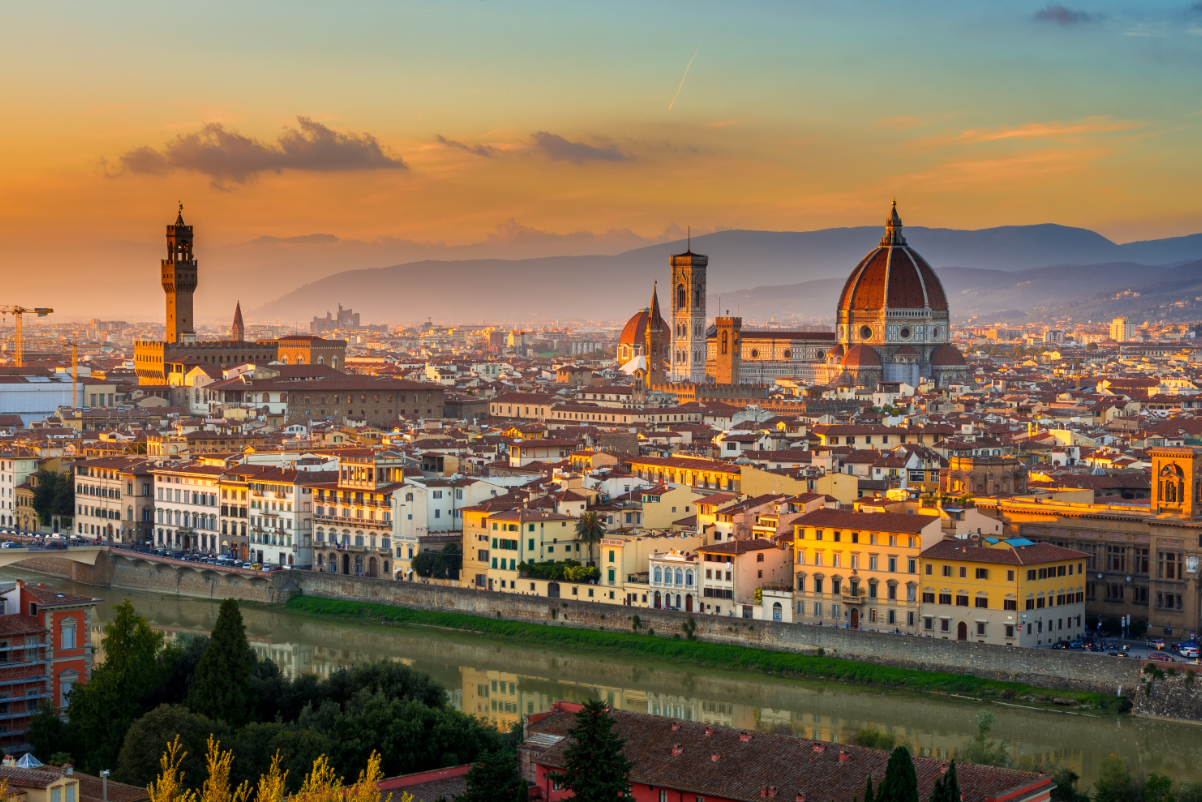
[837,210,948,313]
[620,308,651,346]
[697,539,778,555]
[931,344,968,367]
[920,539,1089,565]
[793,508,940,534]
[21,584,101,607]
[527,705,1050,802]
[842,345,883,368]
[0,614,46,636]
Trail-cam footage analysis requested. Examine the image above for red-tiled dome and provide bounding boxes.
[930,343,967,366]
[837,204,948,313]
[619,309,650,346]
[827,344,845,360]
[842,344,883,368]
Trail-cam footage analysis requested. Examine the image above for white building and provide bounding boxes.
[152,464,226,552]
[0,453,40,529]
[647,549,699,611]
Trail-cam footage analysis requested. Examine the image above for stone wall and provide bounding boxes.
[1133,666,1202,724]
[295,572,1142,695]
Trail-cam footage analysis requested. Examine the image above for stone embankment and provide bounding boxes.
[21,549,1200,715]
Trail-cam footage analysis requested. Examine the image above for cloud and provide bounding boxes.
[909,116,1142,148]
[1193,1,1202,11]
[702,119,750,128]
[111,116,406,187]
[436,134,498,157]
[1033,3,1099,25]
[530,132,631,164]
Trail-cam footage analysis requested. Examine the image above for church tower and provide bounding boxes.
[670,241,707,383]
[646,283,667,386]
[231,302,245,342]
[714,314,742,385]
[162,203,198,344]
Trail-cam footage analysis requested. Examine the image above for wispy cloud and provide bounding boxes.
[909,116,1142,148]
[1033,3,1100,25]
[530,132,631,164]
[703,119,750,128]
[435,135,497,157]
[109,117,406,188]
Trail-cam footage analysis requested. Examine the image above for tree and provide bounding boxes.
[875,746,919,802]
[928,761,960,802]
[412,544,462,580]
[1049,768,1090,802]
[961,712,1010,768]
[1086,342,1099,351]
[116,705,231,788]
[863,774,875,802]
[187,599,257,727]
[574,512,607,566]
[31,468,73,529]
[549,699,634,802]
[49,599,173,773]
[459,749,527,802]
[1093,756,1135,802]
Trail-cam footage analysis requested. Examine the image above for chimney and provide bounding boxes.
[671,723,681,731]
[839,752,849,763]
[762,787,769,798]
[711,754,720,762]
[941,766,948,774]
[672,744,683,756]
[740,731,753,742]
[64,766,73,776]
[704,725,714,736]
[797,795,807,802]
[812,745,825,753]
[769,788,778,798]
[1,755,12,767]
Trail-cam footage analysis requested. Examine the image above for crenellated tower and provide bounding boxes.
[714,314,742,384]
[162,203,198,344]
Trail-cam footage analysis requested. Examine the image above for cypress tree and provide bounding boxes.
[876,746,919,802]
[942,761,960,802]
[549,699,634,802]
[186,598,256,726]
[865,774,876,802]
[459,749,527,802]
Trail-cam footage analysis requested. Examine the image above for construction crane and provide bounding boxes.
[0,306,53,367]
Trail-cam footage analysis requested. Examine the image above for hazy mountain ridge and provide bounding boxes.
[253,225,1202,326]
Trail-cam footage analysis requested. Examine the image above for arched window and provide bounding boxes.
[653,566,662,583]
[677,284,686,309]
[685,570,694,586]
[721,331,729,355]
[675,568,683,585]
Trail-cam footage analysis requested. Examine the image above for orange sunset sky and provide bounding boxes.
[2,1,1201,318]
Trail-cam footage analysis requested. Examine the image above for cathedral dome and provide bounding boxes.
[841,344,883,368]
[930,343,967,366]
[837,204,948,313]
[619,309,650,346]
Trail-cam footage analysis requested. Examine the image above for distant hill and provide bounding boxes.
[253,225,1202,325]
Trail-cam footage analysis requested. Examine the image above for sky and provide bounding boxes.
[2,1,1202,318]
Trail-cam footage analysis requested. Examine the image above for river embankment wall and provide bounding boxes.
[11,552,1154,702]
[294,570,1147,697]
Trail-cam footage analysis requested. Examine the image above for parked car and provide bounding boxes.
[1149,652,1177,662]
[1179,647,1199,659]
[1052,640,1071,649]
[1147,638,1166,650]
[1069,639,1086,649]
[249,563,262,571]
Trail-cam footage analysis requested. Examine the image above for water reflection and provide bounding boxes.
[25,569,1198,787]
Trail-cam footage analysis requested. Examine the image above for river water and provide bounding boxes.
[19,569,1201,787]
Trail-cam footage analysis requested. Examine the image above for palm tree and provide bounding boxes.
[575,511,607,567]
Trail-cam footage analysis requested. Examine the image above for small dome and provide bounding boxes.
[930,343,967,366]
[828,344,845,360]
[620,309,650,346]
[842,344,883,368]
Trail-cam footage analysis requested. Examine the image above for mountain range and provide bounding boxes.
[253,224,1202,326]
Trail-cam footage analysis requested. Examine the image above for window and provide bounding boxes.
[1004,598,1017,611]
[975,597,988,609]
[924,616,933,631]
[61,620,76,649]
[976,622,986,636]
[959,566,967,578]
[1007,570,1015,582]
[975,568,989,580]
[941,565,951,577]
[938,592,951,605]
[922,591,935,603]
[956,594,969,607]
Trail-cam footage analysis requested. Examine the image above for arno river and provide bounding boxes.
[21,569,1201,787]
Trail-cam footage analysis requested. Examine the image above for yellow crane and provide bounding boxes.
[0,306,53,367]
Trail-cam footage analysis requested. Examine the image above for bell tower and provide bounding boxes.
[670,235,707,383]
[714,314,742,385]
[1150,447,1202,517]
[646,283,667,386]
[163,203,198,344]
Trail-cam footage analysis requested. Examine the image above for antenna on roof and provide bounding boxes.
[688,226,691,251]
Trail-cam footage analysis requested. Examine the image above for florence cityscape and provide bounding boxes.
[1,2,1202,802]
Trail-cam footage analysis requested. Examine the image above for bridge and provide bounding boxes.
[0,546,106,569]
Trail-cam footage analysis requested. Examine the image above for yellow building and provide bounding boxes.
[791,509,944,632]
[918,536,1087,647]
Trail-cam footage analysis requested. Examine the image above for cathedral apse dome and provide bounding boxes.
[830,203,965,387]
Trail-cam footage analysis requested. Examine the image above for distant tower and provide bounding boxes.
[714,314,742,385]
[162,203,198,343]
[231,301,245,342]
[645,283,667,386]
[670,235,707,383]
